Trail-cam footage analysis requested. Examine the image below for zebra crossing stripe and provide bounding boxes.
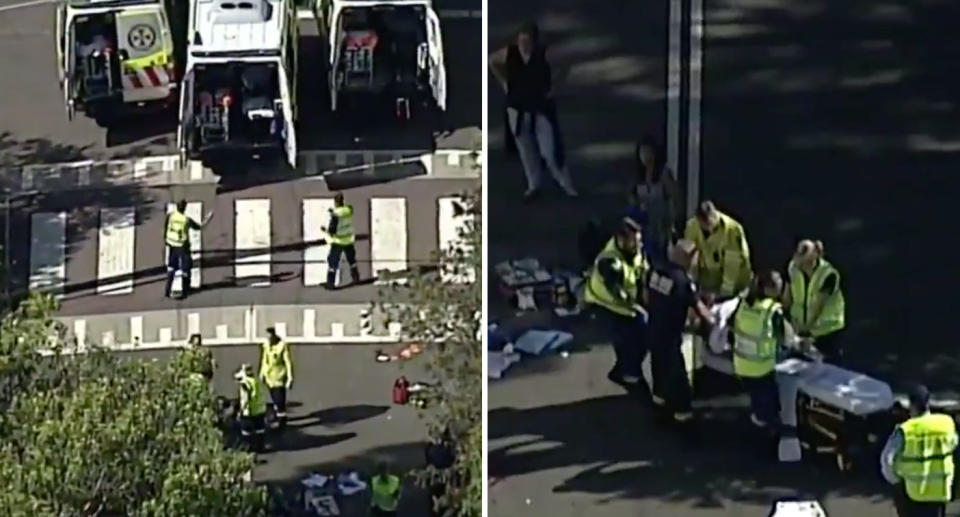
[370,197,407,277]
[303,198,335,287]
[234,199,272,286]
[97,207,136,295]
[28,211,67,293]
[166,202,203,290]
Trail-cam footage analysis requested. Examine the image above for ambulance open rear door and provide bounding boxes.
[61,12,76,120]
[278,66,297,169]
[425,7,446,111]
[327,3,342,111]
[177,68,195,167]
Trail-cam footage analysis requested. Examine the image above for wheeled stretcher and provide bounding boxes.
[695,298,900,469]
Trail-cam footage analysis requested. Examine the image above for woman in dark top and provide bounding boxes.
[490,23,577,201]
[626,135,681,263]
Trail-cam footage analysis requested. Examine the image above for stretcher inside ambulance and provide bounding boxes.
[320,0,447,119]
[181,62,293,166]
[694,297,954,468]
[56,0,176,123]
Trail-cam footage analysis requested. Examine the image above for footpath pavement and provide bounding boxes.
[488,0,960,516]
[126,344,434,516]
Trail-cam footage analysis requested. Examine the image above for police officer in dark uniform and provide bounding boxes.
[644,238,715,428]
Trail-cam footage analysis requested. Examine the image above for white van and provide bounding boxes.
[55,0,177,125]
[315,0,447,120]
[178,0,299,168]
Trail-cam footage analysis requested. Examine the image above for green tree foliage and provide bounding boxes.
[375,189,482,517]
[0,293,268,516]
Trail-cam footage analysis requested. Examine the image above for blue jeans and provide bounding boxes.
[742,373,780,429]
[165,245,192,296]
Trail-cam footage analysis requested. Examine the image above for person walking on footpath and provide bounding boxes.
[322,192,360,289]
[259,326,293,430]
[490,22,577,201]
[628,135,682,264]
[880,384,957,517]
[164,200,212,300]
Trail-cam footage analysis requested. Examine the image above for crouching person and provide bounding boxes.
[234,364,267,453]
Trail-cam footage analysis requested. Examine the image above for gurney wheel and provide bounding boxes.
[836,453,852,472]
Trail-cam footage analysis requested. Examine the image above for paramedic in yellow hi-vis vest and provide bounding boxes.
[683,200,753,300]
[881,384,958,517]
[259,326,293,430]
[732,270,786,459]
[584,222,650,388]
[234,364,267,453]
[164,200,212,300]
[785,239,846,363]
[370,462,402,515]
[322,192,361,289]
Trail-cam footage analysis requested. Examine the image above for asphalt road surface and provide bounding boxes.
[489,0,960,515]
[0,0,480,165]
[121,344,435,516]
[6,176,476,316]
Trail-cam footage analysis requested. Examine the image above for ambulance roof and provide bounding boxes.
[67,0,161,10]
[190,0,286,54]
[332,0,432,7]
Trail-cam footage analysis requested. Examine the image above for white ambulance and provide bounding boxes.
[178,0,299,168]
[55,0,177,125]
[315,0,447,120]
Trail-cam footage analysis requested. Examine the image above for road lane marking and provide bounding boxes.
[303,308,316,338]
[687,0,705,215]
[234,199,272,286]
[370,197,407,278]
[166,202,203,290]
[187,312,200,336]
[295,8,480,20]
[73,319,86,349]
[29,211,66,293]
[97,207,136,295]
[303,198,335,286]
[438,196,473,283]
[0,0,55,13]
[130,316,143,344]
[667,0,682,180]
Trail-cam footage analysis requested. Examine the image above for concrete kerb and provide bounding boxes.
[41,304,406,354]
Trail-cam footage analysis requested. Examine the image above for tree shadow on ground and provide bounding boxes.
[286,404,390,429]
[489,395,891,506]
[265,441,432,517]
[0,135,154,306]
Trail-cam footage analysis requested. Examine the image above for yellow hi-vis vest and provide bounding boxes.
[683,211,752,296]
[166,211,189,247]
[895,413,958,503]
[583,238,646,318]
[259,341,292,388]
[329,205,355,246]
[788,259,845,337]
[238,374,266,417]
[733,298,781,378]
[370,474,401,511]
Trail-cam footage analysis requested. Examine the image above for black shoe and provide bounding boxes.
[607,369,627,387]
[523,189,541,202]
[323,282,337,290]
